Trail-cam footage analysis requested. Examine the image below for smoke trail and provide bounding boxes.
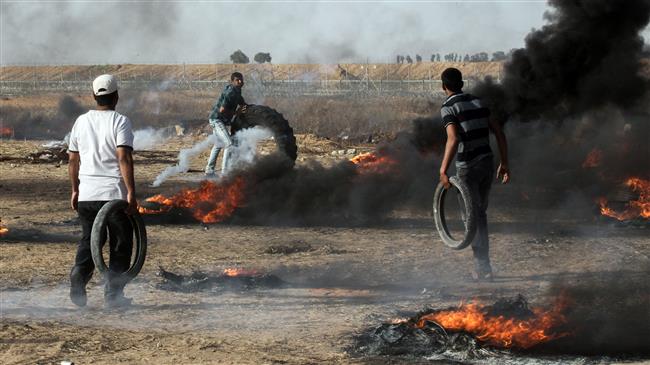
[152,127,274,187]
[152,135,220,187]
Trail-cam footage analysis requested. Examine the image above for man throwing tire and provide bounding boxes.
[438,68,510,281]
[205,72,247,176]
[67,74,137,308]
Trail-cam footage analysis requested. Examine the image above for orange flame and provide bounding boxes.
[0,218,7,236]
[415,298,570,349]
[350,152,397,174]
[138,177,246,223]
[0,127,13,137]
[598,177,650,220]
[223,268,260,277]
[581,148,603,169]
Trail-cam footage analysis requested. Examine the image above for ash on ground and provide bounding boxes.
[157,267,287,293]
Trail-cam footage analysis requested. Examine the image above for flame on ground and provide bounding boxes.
[598,177,650,220]
[223,268,260,277]
[414,298,570,349]
[138,177,246,223]
[0,127,13,137]
[0,218,8,237]
[350,152,397,174]
[581,148,603,169]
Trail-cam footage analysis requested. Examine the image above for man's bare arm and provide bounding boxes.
[117,147,137,214]
[68,152,80,211]
[439,123,460,189]
[488,119,510,184]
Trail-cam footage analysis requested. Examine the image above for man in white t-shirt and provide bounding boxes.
[67,74,137,308]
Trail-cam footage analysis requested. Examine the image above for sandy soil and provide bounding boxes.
[1,134,649,365]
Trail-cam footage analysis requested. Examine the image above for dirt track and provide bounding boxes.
[1,134,649,364]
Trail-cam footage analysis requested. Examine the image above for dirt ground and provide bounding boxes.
[1,132,649,365]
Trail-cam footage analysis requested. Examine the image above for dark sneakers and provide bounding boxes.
[69,267,89,307]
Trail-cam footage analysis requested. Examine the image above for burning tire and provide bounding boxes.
[90,200,147,281]
[231,105,298,162]
[432,176,476,250]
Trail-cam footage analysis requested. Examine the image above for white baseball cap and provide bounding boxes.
[92,74,118,96]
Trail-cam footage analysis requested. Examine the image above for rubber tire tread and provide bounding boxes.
[90,200,147,281]
[432,176,477,250]
[231,105,298,162]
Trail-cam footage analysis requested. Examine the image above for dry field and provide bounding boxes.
[1,68,649,364]
[0,63,504,82]
[1,131,649,364]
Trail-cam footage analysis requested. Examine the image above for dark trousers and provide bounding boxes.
[71,201,133,297]
[457,157,494,272]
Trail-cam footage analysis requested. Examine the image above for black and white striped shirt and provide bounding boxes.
[440,93,493,168]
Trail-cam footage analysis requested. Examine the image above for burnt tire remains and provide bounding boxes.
[432,176,477,250]
[90,200,147,281]
[231,105,298,163]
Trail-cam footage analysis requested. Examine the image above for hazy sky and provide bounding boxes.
[0,1,570,65]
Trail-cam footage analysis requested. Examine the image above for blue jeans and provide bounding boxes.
[457,156,494,273]
[205,119,233,174]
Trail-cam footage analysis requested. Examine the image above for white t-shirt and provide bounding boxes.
[68,110,134,201]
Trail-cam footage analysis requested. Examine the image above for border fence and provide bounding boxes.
[0,78,462,97]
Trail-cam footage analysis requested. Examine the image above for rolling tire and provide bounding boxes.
[231,105,298,163]
[90,200,147,281]
[432,176,477,250]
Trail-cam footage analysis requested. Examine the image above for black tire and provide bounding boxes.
[231,105,298,162]
[432,176,477,250]
[90,200,147,281]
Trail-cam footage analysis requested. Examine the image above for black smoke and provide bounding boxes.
[475,0,650,123]
[0,96,87,139]
[538,270,650,356]
[232,125,441,225]
[226,1,650,225]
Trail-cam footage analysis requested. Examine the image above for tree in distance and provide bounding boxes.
[254,52,272,64]
[230,50,250,64]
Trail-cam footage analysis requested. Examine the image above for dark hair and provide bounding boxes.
[231,72,243,81]
[441,68,464,92]
[94,91,118,107]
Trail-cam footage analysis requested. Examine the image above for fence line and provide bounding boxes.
[0,78,473,97]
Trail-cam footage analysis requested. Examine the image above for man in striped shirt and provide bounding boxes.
[438,68,510,281]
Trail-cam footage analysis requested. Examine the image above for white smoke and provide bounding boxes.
[151,126,273,187]
[228,126,273,170]
[152,134,221,187]
[133,127,171,151]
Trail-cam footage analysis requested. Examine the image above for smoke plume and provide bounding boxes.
[152,127,274,187]
[223,0,650,224]
[133,127,172,151]
[475,0,650,123]
[540,270,650,355]
[152,135,220,187]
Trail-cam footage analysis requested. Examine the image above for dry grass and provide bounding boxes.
[0,91,441,142]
